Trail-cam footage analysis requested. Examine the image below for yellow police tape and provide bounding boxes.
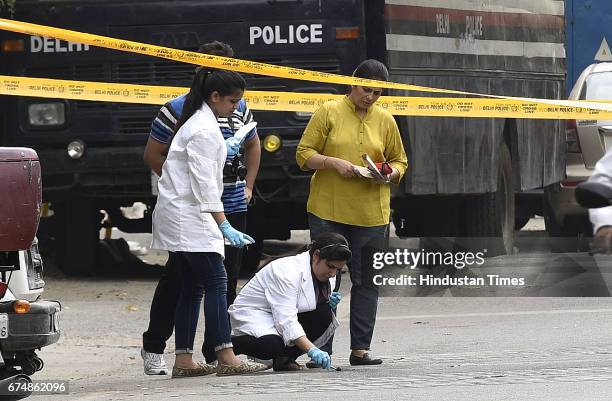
[0,18,612,118]
[3,75,612,120]
[2,17,612,116]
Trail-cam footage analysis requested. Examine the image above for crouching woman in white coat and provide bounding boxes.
[228,232,351,371]
[151,68,267,378]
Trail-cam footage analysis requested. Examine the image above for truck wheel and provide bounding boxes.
[54,198,102,276]
[463,144,515,256]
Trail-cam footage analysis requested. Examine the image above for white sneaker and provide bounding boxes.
[141,348,169,375]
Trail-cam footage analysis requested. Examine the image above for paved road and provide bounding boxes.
[28,220,612,400]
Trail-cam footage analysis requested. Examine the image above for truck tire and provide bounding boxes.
[54,198,102,276]
[463,144,514,256]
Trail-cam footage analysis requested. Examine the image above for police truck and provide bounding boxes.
[0,0,566,274]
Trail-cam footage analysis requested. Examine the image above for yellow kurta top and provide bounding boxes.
[296,96,408,227]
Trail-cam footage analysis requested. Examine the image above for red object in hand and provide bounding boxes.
[375,162,393,176]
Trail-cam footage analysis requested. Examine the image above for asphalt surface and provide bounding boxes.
[26,218,612,400]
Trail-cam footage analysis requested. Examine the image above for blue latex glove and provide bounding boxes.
[218,220,254,248]
[307,347,331,370]
[328,291,342,309]
[225,137,241,158]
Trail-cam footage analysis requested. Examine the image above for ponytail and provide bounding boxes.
[174,68,212,135]
[173,68,246,137]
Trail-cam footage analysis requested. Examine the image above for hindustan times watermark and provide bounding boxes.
[369,245,535,297]
[368,236,612,297]
[373,274,525,287]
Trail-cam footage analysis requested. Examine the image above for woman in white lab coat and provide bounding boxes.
[229,232,351,371]
[151,68,266,378]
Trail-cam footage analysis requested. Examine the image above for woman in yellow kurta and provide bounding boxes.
[296,59,408,366]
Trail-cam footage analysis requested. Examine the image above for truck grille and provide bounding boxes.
[245,56,341,90]
[117,105,159,135]
[25,64,108,82]
[23,56,340,134]
[24,56,340,85]
[113,61,195,86]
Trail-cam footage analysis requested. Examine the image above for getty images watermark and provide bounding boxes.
[372,248,526,287]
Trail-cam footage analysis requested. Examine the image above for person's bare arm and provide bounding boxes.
[292,335,316,353]
[211,211,228,225]
[143,137,170,176]
[243,134,261,203]
[305,154,356,178]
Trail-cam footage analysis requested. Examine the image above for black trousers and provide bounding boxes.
[142,212,247,355]
[232,302,334,361]
[308,213,387,351]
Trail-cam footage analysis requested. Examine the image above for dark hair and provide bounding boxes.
[198,41,234,57]
[173,40,238,135]
[245,232,351,285]
[309,232,352,263]
[352,59,389,81]
[173,68,246,134]
[194,41,234,75]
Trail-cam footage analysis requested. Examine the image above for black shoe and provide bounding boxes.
[349,352,382,366]
[273,357,306,372]
[305,361,322,369]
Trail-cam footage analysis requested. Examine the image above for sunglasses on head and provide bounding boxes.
[317,243,350,251]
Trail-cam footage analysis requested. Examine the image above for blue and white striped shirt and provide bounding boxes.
[150,95,257,214]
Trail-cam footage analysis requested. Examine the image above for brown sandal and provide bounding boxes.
[171,362,217,378]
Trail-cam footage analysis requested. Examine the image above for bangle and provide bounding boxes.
[322,156,328,168]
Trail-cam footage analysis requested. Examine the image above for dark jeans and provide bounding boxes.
[222,212,247,304]
[142,212,246,355]
[232,302,334,361]
[308,213,387,351]
[174,251,232,354]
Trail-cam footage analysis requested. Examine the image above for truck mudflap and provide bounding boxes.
[0,301,60,352]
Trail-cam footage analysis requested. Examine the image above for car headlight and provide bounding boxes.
[28,102,66,126]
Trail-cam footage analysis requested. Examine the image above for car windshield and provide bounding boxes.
[584,72,612,100]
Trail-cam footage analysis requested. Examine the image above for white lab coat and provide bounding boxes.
[588,147,612,233]
[151,103,226,255]
[229,251,338,346]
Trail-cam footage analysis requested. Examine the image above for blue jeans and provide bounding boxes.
[308,213,387,351]
[174,252,233,354]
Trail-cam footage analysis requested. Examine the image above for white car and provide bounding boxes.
[544,62,612,239]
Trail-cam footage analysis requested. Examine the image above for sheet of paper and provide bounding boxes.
[362,153,387,181]
[353,165,374,179]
